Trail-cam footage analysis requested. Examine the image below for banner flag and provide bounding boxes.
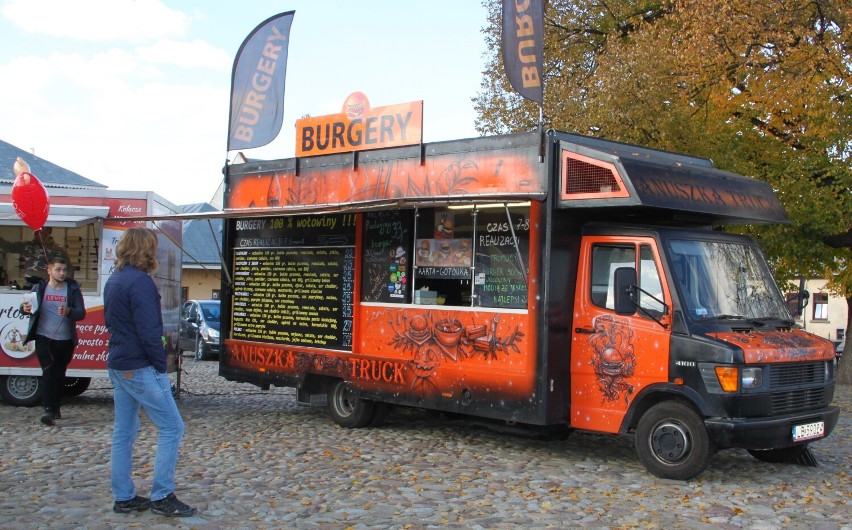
[501,0,544,104]
[227,11,295,151]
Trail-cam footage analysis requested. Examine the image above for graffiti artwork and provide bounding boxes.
[588,314,636,404]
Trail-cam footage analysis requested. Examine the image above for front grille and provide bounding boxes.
[770,388,825,415]
[768,363,824,389]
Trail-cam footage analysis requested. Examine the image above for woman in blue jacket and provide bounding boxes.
[104,227,196,518]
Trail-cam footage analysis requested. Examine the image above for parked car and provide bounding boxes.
[179,300,221,360]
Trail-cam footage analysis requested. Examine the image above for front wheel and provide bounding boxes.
[0,375,45,406]
[327,380,375,428]
[748,444,809,464]
[195,338,208,361]
[635,401,714,480]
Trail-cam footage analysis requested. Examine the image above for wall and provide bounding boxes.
[795,278,847,344]
[183,268,222,301]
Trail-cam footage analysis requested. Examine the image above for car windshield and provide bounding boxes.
[667,239,790,321]
[200,303,220,322]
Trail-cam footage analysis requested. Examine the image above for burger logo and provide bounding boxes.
[342,91,370,120]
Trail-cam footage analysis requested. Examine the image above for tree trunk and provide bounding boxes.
[837,297,852,386]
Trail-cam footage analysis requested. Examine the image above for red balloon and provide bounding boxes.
[11,172,50,231]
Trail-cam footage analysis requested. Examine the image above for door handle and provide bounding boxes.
[575,327,595,334]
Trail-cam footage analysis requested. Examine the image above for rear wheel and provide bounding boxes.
[63,377,91,397]
[635,401,714,480]
[327,380,375,428]
[748,444,809,464]
[0,375,44,406]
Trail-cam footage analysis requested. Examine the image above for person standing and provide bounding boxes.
[21,256,86,426]
[104,227,196,517]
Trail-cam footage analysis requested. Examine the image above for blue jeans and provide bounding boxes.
[108,367,185,502]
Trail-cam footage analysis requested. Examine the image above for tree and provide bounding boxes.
[475,0,852,382]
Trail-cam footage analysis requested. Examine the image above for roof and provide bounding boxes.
[0,138,107,189]
[176,202,223,267]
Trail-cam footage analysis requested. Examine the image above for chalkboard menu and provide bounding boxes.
[361,210,412,303]
[473,209,530,309]
[230,214,356,351]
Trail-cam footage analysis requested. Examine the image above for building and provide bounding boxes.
[790,278,848,348]
[179,202,223,301]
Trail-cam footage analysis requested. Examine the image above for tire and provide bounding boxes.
[327,380,375,428]
[63,377,91,397]
[0,375,45,407]
[635,401,714,480]
[748,444,809,464]
[195,338,207,361]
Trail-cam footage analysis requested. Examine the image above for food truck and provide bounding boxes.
[216,98,838,479]
[0,188,182,406]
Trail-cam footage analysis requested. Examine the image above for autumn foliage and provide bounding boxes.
[476,0,852,381]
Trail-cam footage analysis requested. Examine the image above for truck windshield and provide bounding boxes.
[667,239,790,321]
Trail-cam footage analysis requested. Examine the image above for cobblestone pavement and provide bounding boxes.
[1,357,849,530]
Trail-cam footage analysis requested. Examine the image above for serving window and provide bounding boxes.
[0,223,101,292]
[360,204,531,309]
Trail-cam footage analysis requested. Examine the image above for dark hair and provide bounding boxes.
[48,256,67,267]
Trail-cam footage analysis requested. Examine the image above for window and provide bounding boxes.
[589,243,665,318]
[0,223,101,292]
[359,204,531,309]
[813,293,828,320]
[590,245,634,310]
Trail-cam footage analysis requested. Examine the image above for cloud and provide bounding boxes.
[137,39,231,70]
[2,0,190,43]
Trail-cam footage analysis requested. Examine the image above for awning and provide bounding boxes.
[0,203,110,228]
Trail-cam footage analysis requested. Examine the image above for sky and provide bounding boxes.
[0,0,491,207]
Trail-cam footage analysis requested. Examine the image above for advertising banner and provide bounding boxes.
[502,0,544,104]
[228,11,295,151]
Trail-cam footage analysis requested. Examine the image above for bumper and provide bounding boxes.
[705,405,839,450]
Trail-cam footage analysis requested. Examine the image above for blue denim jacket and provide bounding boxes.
[104,264,167,372]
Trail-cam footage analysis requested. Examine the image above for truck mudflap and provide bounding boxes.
[704,405,839,450]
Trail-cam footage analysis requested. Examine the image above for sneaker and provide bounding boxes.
[40,411,55,426]
[151,493,197,517]
[113,495,151,513]
[53,409,62,420]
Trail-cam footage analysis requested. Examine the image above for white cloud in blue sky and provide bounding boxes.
[0,1,489,205]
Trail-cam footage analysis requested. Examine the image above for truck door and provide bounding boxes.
[570,236,672,433]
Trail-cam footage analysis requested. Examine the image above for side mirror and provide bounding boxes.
[613,267,637,315]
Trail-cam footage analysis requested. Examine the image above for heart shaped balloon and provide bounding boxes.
[11,158,50,231]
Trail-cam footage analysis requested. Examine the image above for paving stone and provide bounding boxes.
[0,358,849,529]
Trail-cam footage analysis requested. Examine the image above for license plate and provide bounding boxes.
[792,421,824,442]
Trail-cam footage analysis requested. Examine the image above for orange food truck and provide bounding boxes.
[0,188,182,407]
[217,99,838,479]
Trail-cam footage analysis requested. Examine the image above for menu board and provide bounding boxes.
[361,210,412,303]
[473,209,530,309]
[230,214,355,351]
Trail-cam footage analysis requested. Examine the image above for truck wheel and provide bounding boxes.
[635,401,714,480]
[195,338,207,361]
[747,444,809,464]
[0,375,45,407]
[327,380,375,428]
[63,377,91,397]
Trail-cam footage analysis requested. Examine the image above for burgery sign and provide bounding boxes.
[296,92,423,157]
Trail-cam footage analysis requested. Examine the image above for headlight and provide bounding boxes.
[208,328,220,340]
[741,367,763,389]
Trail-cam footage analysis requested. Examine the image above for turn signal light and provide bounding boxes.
[715,366,739,392]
